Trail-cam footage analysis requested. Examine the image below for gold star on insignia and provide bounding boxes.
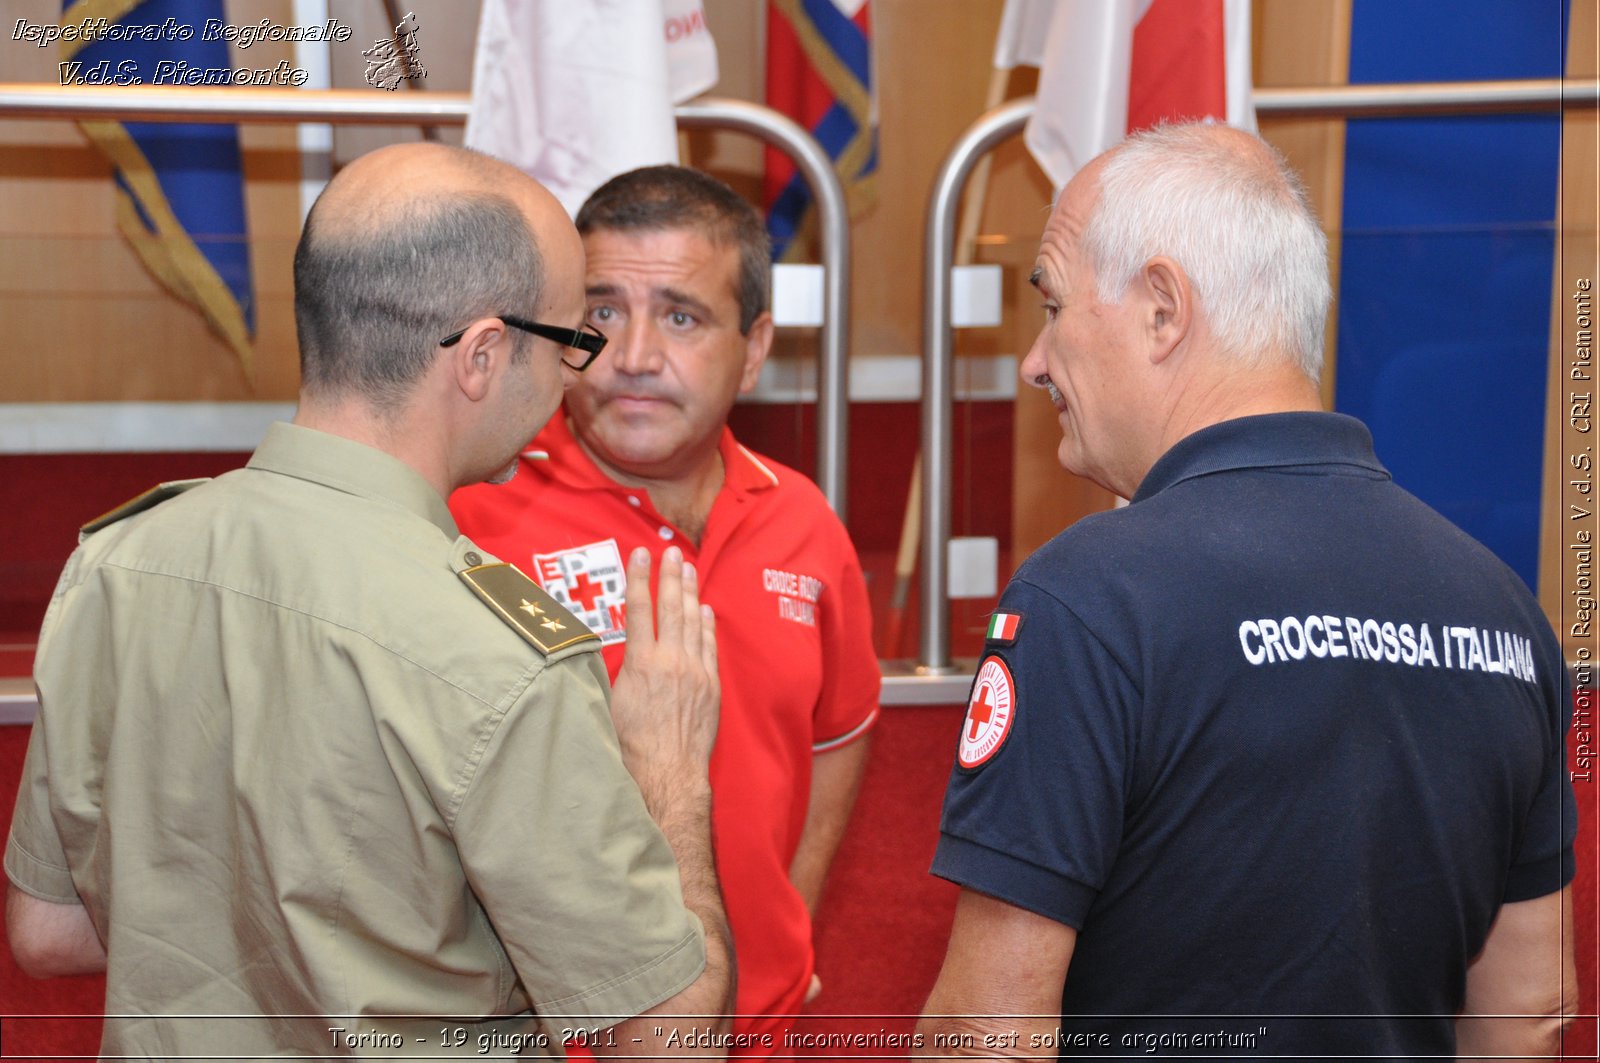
[540,617,566,632]
[519,598,545,618]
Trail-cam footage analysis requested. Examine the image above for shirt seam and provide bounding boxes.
[1141,458,1390,501]
[932,832,1097,928]
[3,838,80,902]
[813,706,879,752]
[446,658,557,827]
[535,925,703,1011]
[95,559,540,714]
[1009,574,1142,692]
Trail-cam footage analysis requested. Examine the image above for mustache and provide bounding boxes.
[596,386,674,403]
[1036,375,1063,407]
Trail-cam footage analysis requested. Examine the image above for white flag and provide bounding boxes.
[996,0,1254,191]
[992,0,1084,70]
[465,0,719,217]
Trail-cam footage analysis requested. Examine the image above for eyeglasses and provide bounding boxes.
[439,315,607,372]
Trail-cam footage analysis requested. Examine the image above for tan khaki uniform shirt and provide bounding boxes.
[4,423,704,1058]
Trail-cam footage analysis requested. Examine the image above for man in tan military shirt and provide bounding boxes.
[4,144,734,1057]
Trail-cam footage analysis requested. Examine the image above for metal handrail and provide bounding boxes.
[3,77,1594,699]
[0,86,852,521]
[675,100,850,520]
[920,98,1035,675]
[917,77,1599,672]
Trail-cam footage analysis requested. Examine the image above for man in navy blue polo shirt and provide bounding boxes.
[916,123,1576,1059]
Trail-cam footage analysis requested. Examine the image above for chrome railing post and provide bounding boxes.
[674,100,851,520]
[919,98,1032,673]
[914,77,1597,673]
[0,86,854,520]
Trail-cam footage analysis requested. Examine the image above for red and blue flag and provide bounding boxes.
[763,0,877,261]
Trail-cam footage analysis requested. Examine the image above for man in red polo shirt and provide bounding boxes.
[451,166,880,1052]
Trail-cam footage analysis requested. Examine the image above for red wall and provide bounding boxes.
[0,399,1016,662]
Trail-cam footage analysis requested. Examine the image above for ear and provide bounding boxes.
[1137,256,1192,366]
[447,318,511,403]
[737,311,775,394]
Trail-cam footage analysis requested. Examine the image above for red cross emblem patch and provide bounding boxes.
[531,538,628,645]
[958,656,1015,769]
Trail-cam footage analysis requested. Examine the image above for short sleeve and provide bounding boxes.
[4,715,81,903]
[812,529,881,750]
[452,649,705,1028]
[5,551,94,905]
[1502,661,1578,902]
[931,579,1138,929]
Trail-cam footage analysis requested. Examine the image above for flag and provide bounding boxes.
[763,0,877,261]
[61,0,255,375]
[1335,0,1566,595]
[985,612,1021,642]
[995,0,1255,191]
[465,0,719,218]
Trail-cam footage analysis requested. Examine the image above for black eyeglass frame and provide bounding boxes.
[439,315,607,371]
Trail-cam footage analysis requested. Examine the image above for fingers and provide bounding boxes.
[622,546,714,680]
[655,546,684,648]
[679,559,702,662]
[699,603,718,682]
[623,547,655,652]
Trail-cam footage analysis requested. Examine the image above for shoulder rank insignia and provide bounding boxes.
[459,561,600,656]
[80,478,210,537]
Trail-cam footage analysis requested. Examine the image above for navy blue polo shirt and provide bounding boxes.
[934,412,1575,1056]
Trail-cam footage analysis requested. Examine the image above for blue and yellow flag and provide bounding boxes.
[60,0,254,375]
[763,0,877,262]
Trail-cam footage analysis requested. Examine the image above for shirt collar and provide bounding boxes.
[247,422,459,539]
[1132,412,1390,503]
[528,410,779,499]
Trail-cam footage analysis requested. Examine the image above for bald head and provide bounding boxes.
[294,143,576,408]
[1080,122,1330,381]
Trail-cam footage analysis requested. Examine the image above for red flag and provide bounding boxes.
[994,0,1255,190]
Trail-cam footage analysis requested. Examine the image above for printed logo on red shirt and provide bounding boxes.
[761,567,824,627]
[958,655,1015,770]
[532,539,628,644]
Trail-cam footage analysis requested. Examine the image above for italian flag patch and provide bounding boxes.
[986,612,1021,643]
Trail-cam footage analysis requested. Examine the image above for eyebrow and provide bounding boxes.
[657,286,716,319]
[584,282,717,321]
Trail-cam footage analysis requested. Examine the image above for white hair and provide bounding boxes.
[1082,123,1331,382]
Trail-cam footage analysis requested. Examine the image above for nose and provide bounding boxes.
[1019,333,1048,389]
[608,318,665,378]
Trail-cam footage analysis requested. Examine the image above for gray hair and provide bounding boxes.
[294,191,542,407]
[1083,123,1330,382]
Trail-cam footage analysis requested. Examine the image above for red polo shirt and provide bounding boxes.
[450,412,880,1049]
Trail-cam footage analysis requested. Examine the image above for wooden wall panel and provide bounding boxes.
[1007,1,1354,562]
[328,0,472,162]
[0,0,306,401]
[687,0,1023,373]
[994,73,1118,564]
[1539,0,1599,644]
[0,1,1357,414]
[1254,0,1350,411]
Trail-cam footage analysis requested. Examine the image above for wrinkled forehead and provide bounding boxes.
[1035,158,1110,278]
[584,225,741,295]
